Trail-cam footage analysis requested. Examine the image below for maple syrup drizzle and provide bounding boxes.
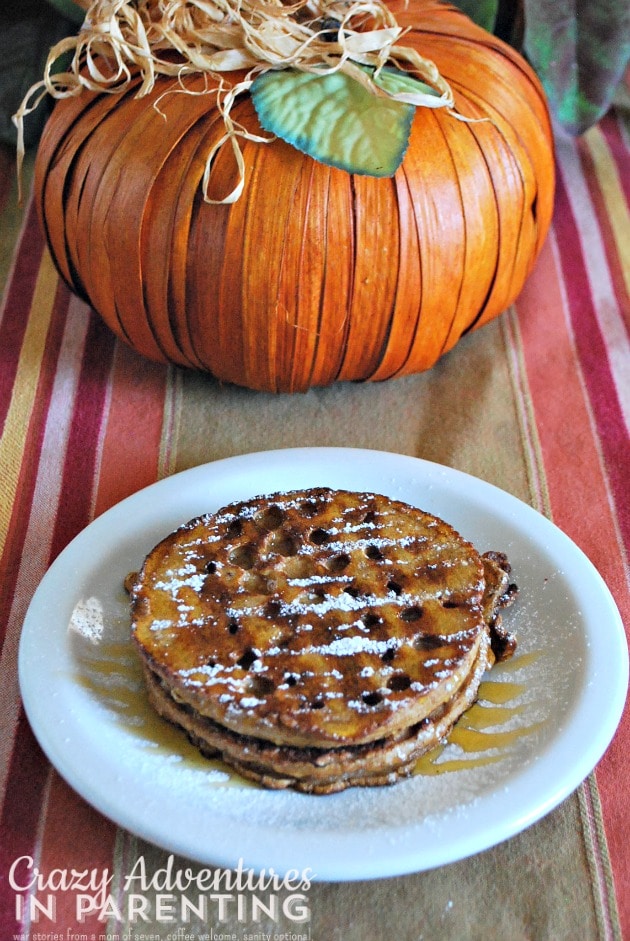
[74,640,542,785]
[414,651,543,776]
[74,640,246,784]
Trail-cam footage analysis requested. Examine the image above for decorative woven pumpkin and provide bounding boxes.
[33,0,555,392]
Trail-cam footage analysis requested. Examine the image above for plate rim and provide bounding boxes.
[18,447,629,880]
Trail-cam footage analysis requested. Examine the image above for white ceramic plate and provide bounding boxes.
[18,448,628,881]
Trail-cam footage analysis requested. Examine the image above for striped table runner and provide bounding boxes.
[0,93,628,940]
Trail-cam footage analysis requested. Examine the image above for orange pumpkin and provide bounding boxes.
[34,0,555,392]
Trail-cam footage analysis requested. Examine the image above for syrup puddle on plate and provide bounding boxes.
[72,634,248,786]
[415,650,544,776]
[71,625,544,786]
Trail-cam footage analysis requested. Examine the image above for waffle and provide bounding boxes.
[139,642,490,793]
[130,487,517,791]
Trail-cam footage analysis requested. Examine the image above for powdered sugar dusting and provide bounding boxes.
[134,486,488,740]
[308,635,399,657]
[154,571,206,593]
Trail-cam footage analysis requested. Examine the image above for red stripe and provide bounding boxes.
[36,775,118,936]
[589,119,630,331]
[601,111,630,206]
[0,201,46,434]
[27,346,156,939]
[93,343,169,518]
[552,167,630,554]
[48,315,117,562]
[0,310,117,939]
[517,231,630,939]
[0,711,50,933]
[544,161,630,934]
[0,281,69,649]
[515,237,630,610]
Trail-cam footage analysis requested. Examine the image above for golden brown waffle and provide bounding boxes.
[141,643,490,793]
[131,487,513,766]
[481,552,519,661]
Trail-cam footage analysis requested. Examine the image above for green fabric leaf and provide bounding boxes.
[452,0,630,133]
[450,0,500,35]
[522,0,630,134]
[0,1,73,148]
[250,66,434,176]
[45,0,85,26]
[450,0,524,46]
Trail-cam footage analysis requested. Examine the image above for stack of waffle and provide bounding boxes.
[130,487,517,793]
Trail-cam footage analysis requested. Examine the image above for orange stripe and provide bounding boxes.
[34,773,118,934]
[0,251,58,561]
[516,230,630,934]
[584,125,630,309]
[515,234,630,616]
[93,342,171,519]
[0,296,90,801]
[500,308,551,518]
[30,342,170,930]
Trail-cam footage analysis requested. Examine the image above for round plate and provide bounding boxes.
[18,448,628,881]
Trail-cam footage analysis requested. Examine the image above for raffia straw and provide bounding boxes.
[13,0,457,202]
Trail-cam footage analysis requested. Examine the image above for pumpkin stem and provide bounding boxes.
[14,0,458,201]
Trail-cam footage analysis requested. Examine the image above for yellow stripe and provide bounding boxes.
[585,125,630,299]
[0,249,58,559]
